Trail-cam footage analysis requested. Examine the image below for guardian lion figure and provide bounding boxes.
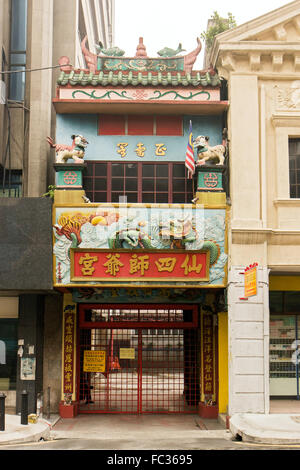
[194,135,225,166]
[47,134,89,164]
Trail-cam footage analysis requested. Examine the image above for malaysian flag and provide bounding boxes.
[185,121,195,179]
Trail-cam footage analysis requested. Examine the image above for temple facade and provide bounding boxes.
[3,1,300,423]
[51,36,229,418]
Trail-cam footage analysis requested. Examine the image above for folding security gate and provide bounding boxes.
[78,305,200,414]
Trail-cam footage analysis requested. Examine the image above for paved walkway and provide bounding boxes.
[0,413,230,446]
[2,401,300,446]
[0,414,53,445]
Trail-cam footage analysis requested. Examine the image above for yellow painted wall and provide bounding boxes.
[269,276,300,291]
[218,312,228,414]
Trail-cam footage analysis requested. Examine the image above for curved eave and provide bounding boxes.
[52,98,229,115]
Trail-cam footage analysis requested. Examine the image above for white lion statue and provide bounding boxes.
[47,134,89,164]
[194,135,225,166]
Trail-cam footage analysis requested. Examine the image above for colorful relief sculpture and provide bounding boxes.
[108,228,153,250]
[157,217,220,264]
[157,43,186,57]
[194,136,226,166]
[47,134,88,164]
[95,41,125,57]
[53,207,227,285]
[78,36,202,74]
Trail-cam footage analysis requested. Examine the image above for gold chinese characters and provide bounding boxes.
[77,252,205,279]
[116,142,167,158]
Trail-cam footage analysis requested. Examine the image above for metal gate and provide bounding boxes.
[78,305,199,414]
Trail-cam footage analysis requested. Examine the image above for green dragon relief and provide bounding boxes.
[107,224,220,267]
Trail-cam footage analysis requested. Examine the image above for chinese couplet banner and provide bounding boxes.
[62,297,76,399]
[202,314,214,397]
[71,249,210,282]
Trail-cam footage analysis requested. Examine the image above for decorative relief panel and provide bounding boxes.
[274,81,300,111]
[53,205,227,287]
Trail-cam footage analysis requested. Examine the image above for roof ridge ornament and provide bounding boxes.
[157,43,186,57]
[135,37,148,58]
[183,38,202,74]
[95,41,125,57]
[61,36,203,74]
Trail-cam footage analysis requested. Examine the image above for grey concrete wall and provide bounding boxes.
[0,198,53,290]
[43,294,63,413]
[16,295,45,414]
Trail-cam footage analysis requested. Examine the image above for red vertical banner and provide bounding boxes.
[202,314,214,397]
[62,298,76,402]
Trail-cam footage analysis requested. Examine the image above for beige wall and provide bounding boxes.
[0,0,10,168]
[214,23,300,270]
[210,1,300,415]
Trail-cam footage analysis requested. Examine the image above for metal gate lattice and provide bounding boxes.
[79,325,199,414]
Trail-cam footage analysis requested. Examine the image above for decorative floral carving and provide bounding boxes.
[275,81,300,110]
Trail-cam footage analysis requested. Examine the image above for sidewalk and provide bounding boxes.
[0,414,59,446]
[230,413,300,445]
[2,411,300,446]
[229,399,300,445]
[0,413,229,446]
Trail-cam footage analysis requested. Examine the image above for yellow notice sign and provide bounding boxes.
[83,350,106,372]
[119,348,135,360]
[244,265,257,298]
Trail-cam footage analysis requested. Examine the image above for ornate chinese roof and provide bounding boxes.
[57,36,222,88]
[57,69,221,87]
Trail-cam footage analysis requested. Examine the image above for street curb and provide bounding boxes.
[230,414,300,445]
[0,416,51,446]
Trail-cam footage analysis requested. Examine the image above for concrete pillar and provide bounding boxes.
[24,0,54,196]
[227,266,269,415]
[43,294,63,413]
[229,75,261,229]
[16,295,44,414]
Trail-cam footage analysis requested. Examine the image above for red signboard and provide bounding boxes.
[244,262,258,298]
[71,249,210,282]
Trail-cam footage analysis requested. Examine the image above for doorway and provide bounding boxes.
[78,305,200,414]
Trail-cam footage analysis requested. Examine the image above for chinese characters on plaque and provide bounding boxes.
[63,304,76,396]
[71,250,209,282]
[117,142,167,158]
[83,350,106,373]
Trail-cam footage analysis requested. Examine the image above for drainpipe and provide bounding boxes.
[260,84,270,415]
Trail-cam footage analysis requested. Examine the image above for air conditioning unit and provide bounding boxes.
[0,80,6,104]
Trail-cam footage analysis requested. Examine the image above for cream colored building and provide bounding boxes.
[210,0,300,416]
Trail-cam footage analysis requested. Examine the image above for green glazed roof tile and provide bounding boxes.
[57,70,221,87]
